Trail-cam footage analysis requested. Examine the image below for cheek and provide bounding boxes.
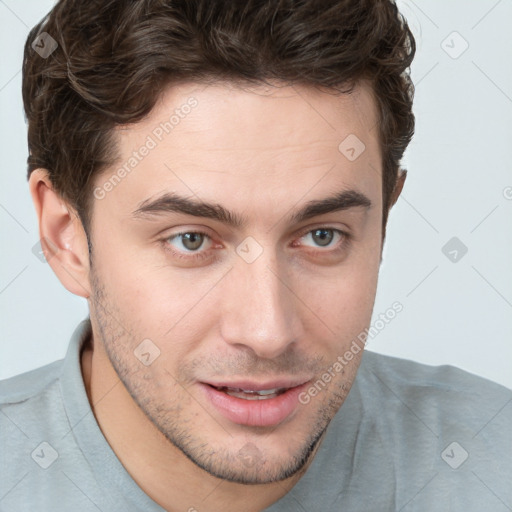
[297,245,380,347]
[91,221,167,307]
[92,244,219,360]
[306,272,377,335]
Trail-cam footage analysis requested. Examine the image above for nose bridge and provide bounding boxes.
[220,249,302,359]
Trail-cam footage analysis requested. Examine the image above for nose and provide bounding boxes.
[219,251,304,360]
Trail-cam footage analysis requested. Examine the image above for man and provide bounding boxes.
[1,0,510,511]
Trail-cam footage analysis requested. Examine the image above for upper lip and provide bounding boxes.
[202,378,311,391]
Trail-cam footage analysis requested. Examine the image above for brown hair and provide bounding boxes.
[23,0,415,237]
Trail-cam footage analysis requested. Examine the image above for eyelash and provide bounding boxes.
[162,230,214,262]
[162,227,351,262]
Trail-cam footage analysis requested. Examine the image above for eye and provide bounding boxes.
[162,226,350,264]
[165,231,212,253]
[299,228,346,249]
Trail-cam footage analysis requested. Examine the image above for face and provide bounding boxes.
[87,80,383,484]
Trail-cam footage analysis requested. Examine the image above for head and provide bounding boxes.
[25,0,415,485]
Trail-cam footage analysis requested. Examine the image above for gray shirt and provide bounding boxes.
[1,318,511,511]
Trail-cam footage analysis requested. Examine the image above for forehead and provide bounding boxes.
[119,79,379,153]
[98,80,382,223]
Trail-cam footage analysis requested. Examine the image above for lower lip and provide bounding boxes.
[199,382,309,427]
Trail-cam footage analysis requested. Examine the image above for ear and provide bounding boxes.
[379,168,407,260]
[389,168,407,208]
[29,169,91,298]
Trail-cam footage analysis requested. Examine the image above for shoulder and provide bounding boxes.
[0,359,67,491]
[357,350,512,442]
[351,351,512,507]
[281,352,512,511]
[0,359,64,407]
[360,349,512,401]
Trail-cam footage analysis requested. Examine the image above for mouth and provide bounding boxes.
[211,386,289,400]
[199,379,311,427]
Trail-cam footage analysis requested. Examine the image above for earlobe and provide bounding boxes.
[29,169,92,298]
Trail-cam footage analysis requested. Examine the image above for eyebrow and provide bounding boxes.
[132,189,372,227]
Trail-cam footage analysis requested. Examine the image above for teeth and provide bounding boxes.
[216,386,287,400]
[243,388,279,395]
[227,390,279,400]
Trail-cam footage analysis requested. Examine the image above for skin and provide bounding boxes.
[29,80,405,512]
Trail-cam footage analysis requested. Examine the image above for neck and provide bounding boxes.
[80,333,319,512]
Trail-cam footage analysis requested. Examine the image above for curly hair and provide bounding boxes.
[22,0,415,236]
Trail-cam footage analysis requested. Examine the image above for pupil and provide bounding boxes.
[183,233,203,250]
[313,229,333,247]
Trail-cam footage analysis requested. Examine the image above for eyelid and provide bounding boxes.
[165,230,214,250]
[292,226,349,248]
[162,225,350,260]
